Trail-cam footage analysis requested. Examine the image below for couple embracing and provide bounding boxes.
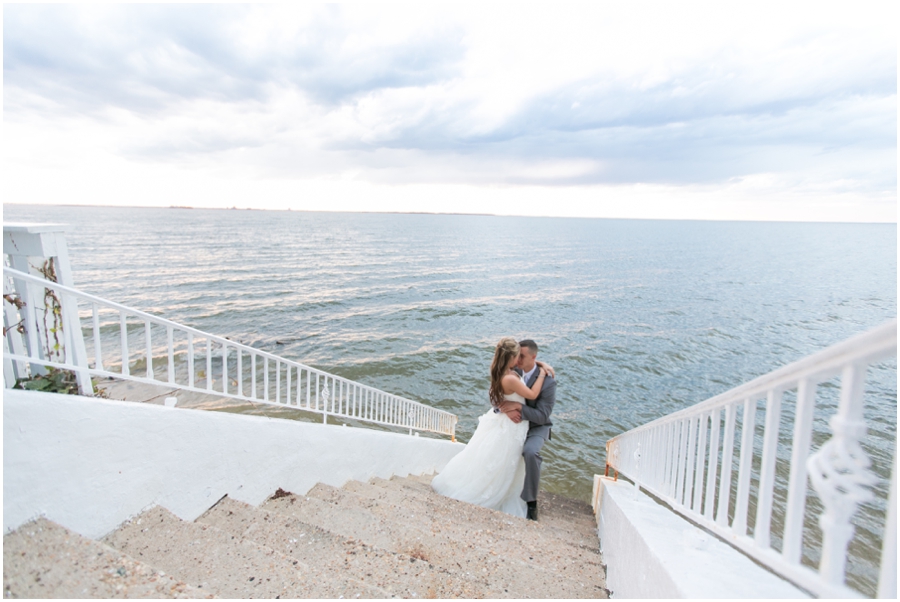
[432,337,556,520]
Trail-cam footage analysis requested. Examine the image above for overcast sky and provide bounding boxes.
[3,2,897,222]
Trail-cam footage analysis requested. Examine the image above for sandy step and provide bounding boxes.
[313,482,605,588]
[402,472,438,485]
[537,491,600,548]
[348,477,598,550]
[402,474,598,542]
[101,506,383,599]
[3,518,205,599]
[262,493,500,597]
[369,476,600,551]
[197,496,469,598]
[268,490,605,598]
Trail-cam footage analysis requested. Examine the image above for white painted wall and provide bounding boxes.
[592,475,809,599]
[3,389,463,539]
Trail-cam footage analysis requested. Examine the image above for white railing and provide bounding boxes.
[3,267,458,439]
[606,321,897,599]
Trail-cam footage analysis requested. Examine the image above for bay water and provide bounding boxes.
[3,204,896,594]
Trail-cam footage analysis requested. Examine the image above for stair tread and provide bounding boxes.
[356,477,597,544]
[102,505,385,599]
[267,488,607,598]
[197,496,472,598]
[312,481,604,584]
[369,476,600,550]
[3,518,206,599]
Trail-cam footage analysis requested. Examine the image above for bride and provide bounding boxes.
[431,337,549,518]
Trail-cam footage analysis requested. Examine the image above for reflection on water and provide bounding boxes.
[4,205,896,595]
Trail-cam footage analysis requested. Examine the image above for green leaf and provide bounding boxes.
[23,378,52,391]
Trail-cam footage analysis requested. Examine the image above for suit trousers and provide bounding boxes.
[521,424,551,503]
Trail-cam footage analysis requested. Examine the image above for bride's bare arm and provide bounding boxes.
[502,370,546,400]
[535,360,555,378]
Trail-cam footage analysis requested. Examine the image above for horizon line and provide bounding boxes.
[2,202,896,226]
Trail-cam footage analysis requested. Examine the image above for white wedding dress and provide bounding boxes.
[431,388,529,518]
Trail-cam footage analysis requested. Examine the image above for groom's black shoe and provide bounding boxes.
[526,501,538,521]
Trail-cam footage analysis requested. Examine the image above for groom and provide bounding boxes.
[501,339,556,521]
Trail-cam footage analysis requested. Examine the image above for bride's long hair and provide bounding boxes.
[489,337,520,406]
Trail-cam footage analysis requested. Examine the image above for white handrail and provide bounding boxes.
[3,267,458,439]
[606,320,897,598]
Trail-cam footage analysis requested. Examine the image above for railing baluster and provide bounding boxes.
[306,370,311,408]
[285,362,291,405]
[755,389,783,548]
[705,409,721,520]
[92,305,103,371]
[657,427,667,491]
[237,349,243,397]
[666,422,678,499]
[187,332,194,388]
[251,353,257,399]
[205,338,212,391]
[119,312,129,376]
[60,291,74,366]
[717,403,737,527]
[783,379,817,564]
[693,413,708,513]
[144,320,153,379]
[222,344,229,395]
[733,397,758,536]
[675,419,689,506]
[22,280,41,366]
[167,326,174,384]
[275,361,281,403]
[264,358,269,401]
[684,416,698,507]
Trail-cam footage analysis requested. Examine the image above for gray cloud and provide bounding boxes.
[4,5,465,115]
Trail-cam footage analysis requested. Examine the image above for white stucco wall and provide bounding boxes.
[3,389,463,539]
[592,475,809,599]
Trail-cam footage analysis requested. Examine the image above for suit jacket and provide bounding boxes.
[516,367,555,431]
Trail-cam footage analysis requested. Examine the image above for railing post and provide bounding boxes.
[877,447,897,598]
[3,270,30,383]
[59,290,93,395]
[808,362,877,585]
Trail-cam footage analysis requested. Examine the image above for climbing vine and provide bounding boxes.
[37,258,65,363]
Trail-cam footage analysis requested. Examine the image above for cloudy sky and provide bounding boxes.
[3,2,897,221]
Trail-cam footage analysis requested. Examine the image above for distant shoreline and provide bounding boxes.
[2,202,896,226]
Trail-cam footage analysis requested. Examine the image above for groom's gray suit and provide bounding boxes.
[517,368,556,503]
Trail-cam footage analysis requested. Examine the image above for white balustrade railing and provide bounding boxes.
[3,267,458,439]
[606,320,896,598]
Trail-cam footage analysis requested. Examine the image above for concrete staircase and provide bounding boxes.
[4,474,608,598]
